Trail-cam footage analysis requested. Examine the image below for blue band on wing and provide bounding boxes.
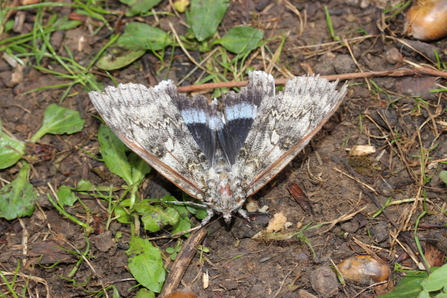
[180,108,207,124]
[224,103,257,122]
[209,115,224,130]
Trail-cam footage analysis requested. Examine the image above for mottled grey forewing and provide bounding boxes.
[88,81,208,200]
[236,76,347,196]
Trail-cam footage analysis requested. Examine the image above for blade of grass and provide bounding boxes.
[324,6,342,43]
[414,209,430,273]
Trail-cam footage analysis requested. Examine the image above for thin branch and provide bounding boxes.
[176,67,447,93]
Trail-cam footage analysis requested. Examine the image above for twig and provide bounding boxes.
[159,227,208,298]
[168,22,205,71]
[178,48,219,86]
[148,225,202,240]
[319,206,367,234]
[176,67,447,93]
[273,263,299,298]
[334,167,378,194]
[343,36,371,90]
[352,280,388,298]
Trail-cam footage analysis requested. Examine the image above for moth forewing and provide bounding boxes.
[89,82,208,201]
[241,76,347,197]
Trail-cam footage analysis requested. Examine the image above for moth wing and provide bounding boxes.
[174,71,273,168]
[172,92,219,165]
[235,75,347,196]
[218,71,275,164]
[88,81,208,200]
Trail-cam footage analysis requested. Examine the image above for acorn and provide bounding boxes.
[337,255,390,286]
[164,289,197,298]
[403,0,447,41]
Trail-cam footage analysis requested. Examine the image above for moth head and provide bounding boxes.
[223,212,232,224]
[208,192,246,225]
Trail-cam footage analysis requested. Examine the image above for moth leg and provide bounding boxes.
[164,200,207,208]
[237,208,250,222]
[200,208,214,226]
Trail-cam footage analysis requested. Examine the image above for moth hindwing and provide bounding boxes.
[88,71,347,224]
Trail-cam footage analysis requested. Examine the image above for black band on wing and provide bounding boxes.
[218,117,255,165]
[169,71,272,168]
[175,94,219,165]
[218,72,269,165]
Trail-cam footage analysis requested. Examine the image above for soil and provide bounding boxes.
[1,0,447,297]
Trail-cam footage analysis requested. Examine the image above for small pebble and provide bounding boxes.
[297,289,318,298]
[385,47,402,64]
[334,54,356,74]
[310,266,339,297]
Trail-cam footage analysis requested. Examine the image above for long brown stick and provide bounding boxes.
[159,227,208,297]
[176,67,446,93]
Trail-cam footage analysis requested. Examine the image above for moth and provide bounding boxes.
[89,71,347,224]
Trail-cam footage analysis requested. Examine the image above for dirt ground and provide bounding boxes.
[1,0,447,297]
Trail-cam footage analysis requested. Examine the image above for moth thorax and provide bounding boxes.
[218,182,232,196]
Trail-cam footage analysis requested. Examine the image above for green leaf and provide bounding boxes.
[182,193,208,220]
[135,288,156,298]
[0,162,38,220]
[133,199,160,214]
[378,271,427,298]
[155,207,179,226]
[198,245,209,253]
[165,247,175,254]
[57,185,78,207]
[165,197,192,233]
[127,236,165,293]
[171,207,192,234]
[116,22,173,51]
[4,20,14,33]
[134,198,181,231]
[112,286,120,298]
[214,26,263,54]
[129,152,151,185]
[75,179,94,191]
[194,208,209,220]
[190,0,229,41]
[51,15,82,31]
[439,171,447,185]
[114,207,132,224]
[421,264,447,292]
[417,290,430,298]
[31,104,85,141]
[96,48,146,71]
[140,205,180,232]
[378,268,443,298]
[98,124,133,185]
[0,123,25,169]
[141,214,161,232]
